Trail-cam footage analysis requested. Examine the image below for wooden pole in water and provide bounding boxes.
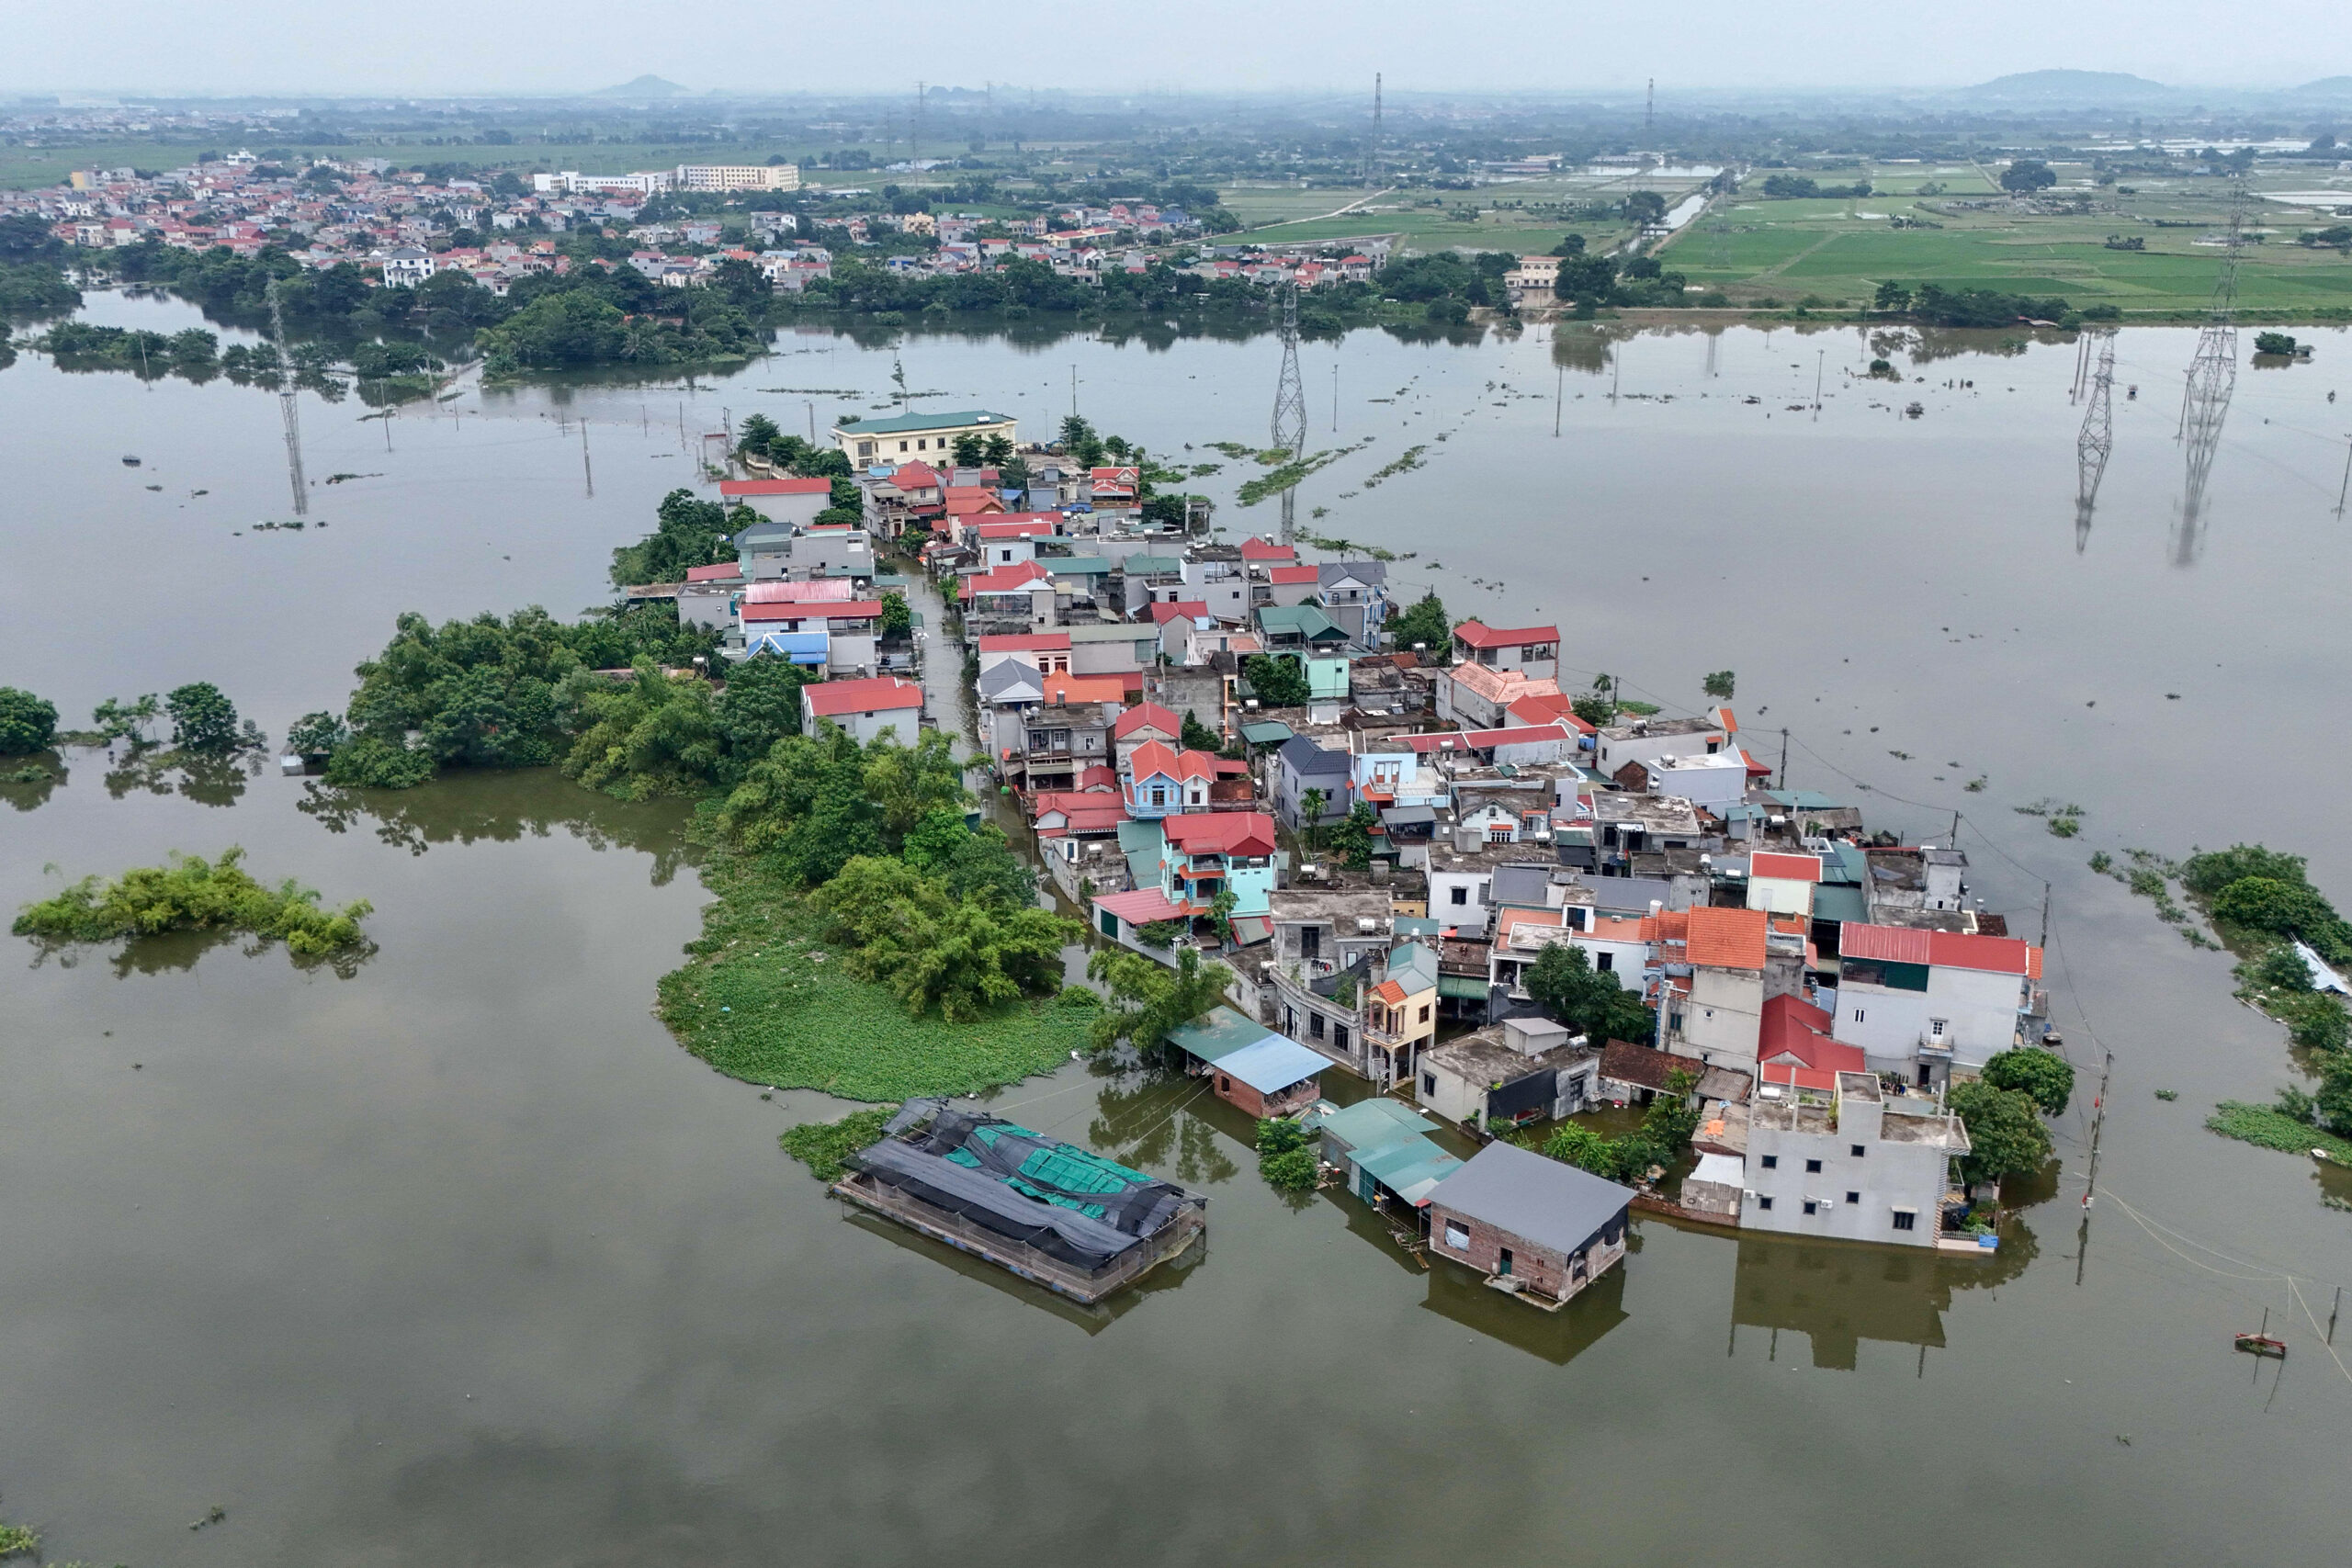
[1777,728,1788,788]
[1555,362,1564,436]
[581,418,593,498]
[2335,436,2352,518]
[2329,1286,2340,1345]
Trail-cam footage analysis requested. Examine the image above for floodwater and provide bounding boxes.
[4,296,2351,1566]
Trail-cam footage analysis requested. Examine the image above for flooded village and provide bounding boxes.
[628,397,2065,1314]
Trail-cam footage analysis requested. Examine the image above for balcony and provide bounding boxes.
[1917,1034,1954,1060]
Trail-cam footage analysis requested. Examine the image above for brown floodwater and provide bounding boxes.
[2,297,2349,1566]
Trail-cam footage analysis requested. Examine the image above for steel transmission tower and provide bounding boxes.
[1271,282,1307,544]
[267,281,308,515]
[2174,181,2246,564]
[2073,329,2115,553]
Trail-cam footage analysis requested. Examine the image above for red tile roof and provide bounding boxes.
[1453,620,1561,649]
[1268,564,1321,584]
[1758,994,1862,1072]
[1162,811,1277,857]
[684,562,744,581]
[803,677,922,717]
[1150,600,1210,625]
[743,579,854,604]
[958,559,1052,600]
[888,461,940,489]
[1125,740,1216,784]
[972,517,1056,539]
[1683,906,1769,971]
[1239,537,1296,561]
[1839,923,2040,976]
[1113,703,1181,739]
[1092,886,1196,925]
[718,477,831,497]
[1401,723,1572,753]
[1749,851,1823,884]
[978,632,1071,653]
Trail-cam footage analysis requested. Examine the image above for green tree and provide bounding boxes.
[165,682,243,753]
[1524,942,1656,1044]
[716,724,887,884]
[1872,280,1914,315]
[1551,254,1617,302]
[1086,945,1232,1055]
[712,655,809,780]
[814,854,1075,1022]
[982,434,1014,467]
[286,710,348,760]
[559,662,725,800]
[2181,844,2309,897]
[1981,1047,2074,1116]
[1702,671,1736,700]
[1058,414,1095,451]
[1386,591,1451,654]
[1623,190,1667,225]
[1179,708,1220,751]
[951,432,986,467]
[1327,803,1379,871]
[612,487,737,587]
[477,289,628,369]
[1947,1079,2052,1191]
[736,412,782,457]
[877,591,913,640]
[1999,159,2058,194]
[1244,652,1309,707]
[93,694,162,748]
[1298,786,1329,848]
[2212,876,2349,958]
[861,726,967,842]
[1256,1118,1318,1190]
[0,687,59,754]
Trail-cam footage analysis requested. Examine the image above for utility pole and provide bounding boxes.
[1778,728,1788,788]
[1332,360,1340,432]
[2072,1051,2110,1288]
[1645,78,1655,137]
[266,280,307,515]
[2334,434,2352,518]
[1610,343,1622,405]
[581,417,593,498]
[1555,361,1564,436]
[1950,808,1960,845]
[1814,348,1825,417]
[2039,881,2052,948]
[1070,364,1078,419]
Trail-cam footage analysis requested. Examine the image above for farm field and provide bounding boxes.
[1658,162,2352,318]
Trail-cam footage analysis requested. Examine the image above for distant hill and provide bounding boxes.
[1955,70,2174,105]
[2290,75,2352,97]
[593,74,689,98]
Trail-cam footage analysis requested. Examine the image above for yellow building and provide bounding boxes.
[833,409,1018,465]
[674,164,800,193]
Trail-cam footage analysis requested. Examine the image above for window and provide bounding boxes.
[1597,952,1613,972]
[1443,1221,1470,1250]
[1930,1018,1947,1038]
[1804,1158,1822,1174]
[1419,1004,1430,1023]
[1333,1026,1350,1054]
[1497,1247,1514,1277]
[1852,1008,1866,1023]
[1756,1195,1774,1211]
[899,440,909,453]
[1217,1076,1230,1092]
[1450,886,1468,907]
[1850,1145,1866,1159]
[1151,787,1167,807]
[1759,1154,1779,1169]
[1422,1071,1437,1095]
[1802,1201,1818,1216]
[1845,1191,1860,1205]
[1309,1014,1325,1040]
[1892,1210,1917,1232]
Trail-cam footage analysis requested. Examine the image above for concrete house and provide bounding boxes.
[1122,740,1220,818]
[833,408,1017,464]
[1423,1142,1634,1309]
[1436,663,1564,731]
[1417,1016,1601,1132]
[1747,851,1825,919]
[718,475,831,525]
[1831,923,2042,1084]
[1665,906,1770,1077]
[1165,1009,1325,1119]
[1271,736,1353,830]
[1308,1098,1462,1210]
[1449,620,1561,680]
[1592,716,1731,780]
[1742,1071,1970,1248]
[801,676,923,744]
[1316,560,1387,646]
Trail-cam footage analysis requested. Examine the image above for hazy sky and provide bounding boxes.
[2,0,2345,98]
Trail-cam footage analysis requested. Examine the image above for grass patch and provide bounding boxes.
[1360,444,1428,488]
[655,852,1094,1101]
[2207,1101,2352,1163]
[0,1519,37,1557]
[780,1105,896,1181]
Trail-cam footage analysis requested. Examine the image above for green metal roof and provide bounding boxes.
[1040,556,1114,576]
[1124,555,1184,575]
[834,408,1014,436]
[1257,604,1347,642]
[1165,1007,1280,1065]
[1239,720,1295,745]
[1814,884,1868,925]
[1315,1097,1438,1154]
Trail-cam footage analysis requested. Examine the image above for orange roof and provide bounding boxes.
[1370,979,1408,1006]
[1750,851,1822,884]
[1040,671,1127,705]
[1683,906,1769,970]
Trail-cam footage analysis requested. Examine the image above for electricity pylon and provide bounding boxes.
[2074,329,2115,554]
[267,280,307,515]
[1271,282,1306,545]
[2173,181,2246,565]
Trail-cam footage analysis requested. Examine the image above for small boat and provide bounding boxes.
[121,455,141,466]
[2235,1308,2287,1359]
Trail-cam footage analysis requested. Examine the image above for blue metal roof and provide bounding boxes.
[746,631,828,664]
[1214,1036,1329,1096]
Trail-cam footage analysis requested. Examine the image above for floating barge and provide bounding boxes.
[834,1099,1205,1304]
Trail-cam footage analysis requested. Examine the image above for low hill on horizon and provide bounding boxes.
[593,74,689,98]
[1954,69,2174,104]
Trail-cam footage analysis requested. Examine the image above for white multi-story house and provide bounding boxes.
[1740,1071,1971,1248]
[1831,923,2042,1086]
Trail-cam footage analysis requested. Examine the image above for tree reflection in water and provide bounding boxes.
[296,768,696,885]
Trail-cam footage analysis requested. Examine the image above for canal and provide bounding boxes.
[1,297,2348,1566]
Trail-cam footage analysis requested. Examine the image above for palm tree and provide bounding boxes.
[1299,786,1329,850]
